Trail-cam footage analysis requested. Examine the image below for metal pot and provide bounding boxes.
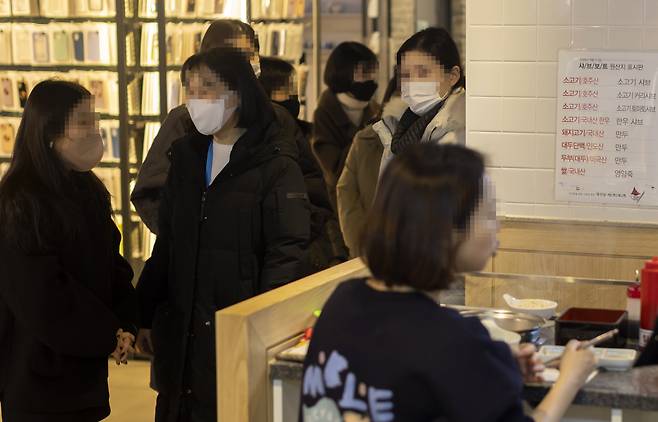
[458,308,546,345]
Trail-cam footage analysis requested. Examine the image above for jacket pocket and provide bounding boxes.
[275,188,310,238]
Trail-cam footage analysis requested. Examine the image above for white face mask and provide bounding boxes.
[401,81,447,115]
[53,131,104,172]
[186,98,237,136]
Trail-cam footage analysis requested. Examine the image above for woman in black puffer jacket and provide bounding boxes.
[136,47,310,422]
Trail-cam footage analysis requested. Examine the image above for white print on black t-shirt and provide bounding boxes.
[302,350,394,422]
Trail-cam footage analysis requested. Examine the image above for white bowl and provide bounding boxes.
[508,298,557,319]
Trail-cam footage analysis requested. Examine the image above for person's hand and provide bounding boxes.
[513,343,545,383]
[557,340,598,389]
[136,328,153,356]
[111,329,135,365]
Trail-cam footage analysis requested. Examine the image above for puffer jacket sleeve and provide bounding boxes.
[131,106,193,234]
[0,245,120,357]
[336,135,366,258]
[110,223,138,336]
[136,149,175,329]
[260,157,311,290]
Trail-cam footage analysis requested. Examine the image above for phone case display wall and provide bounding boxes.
[252,22,303,61]
[0,23,118,65]
[138,0,241,18]
[0,0,159,262]
[0,0,319,262]
[1,0,118,18]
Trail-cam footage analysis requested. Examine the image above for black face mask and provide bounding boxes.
[274,95,301,119]
[349,80,378,102]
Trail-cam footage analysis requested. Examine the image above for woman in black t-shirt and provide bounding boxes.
[300,144,597,422]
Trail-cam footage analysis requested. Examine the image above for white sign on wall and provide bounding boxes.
[555,49,658,206]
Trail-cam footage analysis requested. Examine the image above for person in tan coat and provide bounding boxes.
[375,27,466,178]
[336,76,407,258]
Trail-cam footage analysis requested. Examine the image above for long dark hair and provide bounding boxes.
[0,80,111,251]
[361,144,484,291]
[397,27,465,89]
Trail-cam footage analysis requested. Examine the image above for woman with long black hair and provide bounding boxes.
[0,80,137,422]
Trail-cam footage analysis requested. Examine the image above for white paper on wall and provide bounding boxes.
[555,49,658,207]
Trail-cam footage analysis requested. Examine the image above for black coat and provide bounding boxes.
[0,190,137,422]
[131,103,301,235]
[311,90,379,211]
[295,118,348,271]
[136,113,311,421]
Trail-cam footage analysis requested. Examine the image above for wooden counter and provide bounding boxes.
[215,259,369,422]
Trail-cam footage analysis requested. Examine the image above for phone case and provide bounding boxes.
[89,79,106,111]
[270,31,280,56]
[33,32,50,63]
[213,0,223,14]
[0,122,15,155]
[166,0,178,14]
[88,0,103,11]
[86,30,100,62]
[11,0,30,14]
[44,0,69,16]
[193,32,202,53]
[0,0,10,16]
[53,31,71,63]
[1,78,13,108]
[13,30,31,63]
[17,79,28,108]
[186,0,195,14]
[110,127,120,160]
[100,126,111,157]
[0,29,11,63]
[73,31,85,62]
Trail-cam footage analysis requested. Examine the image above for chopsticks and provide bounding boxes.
[544,329,619,368]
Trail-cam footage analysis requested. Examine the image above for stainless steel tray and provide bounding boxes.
[445,305,547,344]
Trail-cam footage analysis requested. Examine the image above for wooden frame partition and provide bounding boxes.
[215,259,370,422]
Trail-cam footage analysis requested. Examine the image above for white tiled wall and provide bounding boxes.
[466,0,658,223]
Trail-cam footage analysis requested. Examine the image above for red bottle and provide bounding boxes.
[640,257,658,348]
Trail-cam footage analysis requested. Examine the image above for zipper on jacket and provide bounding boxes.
[199,190,207,222]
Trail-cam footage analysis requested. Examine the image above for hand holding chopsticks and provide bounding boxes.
[544,329,618,368]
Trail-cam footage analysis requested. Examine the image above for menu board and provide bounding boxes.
[555,50,658,206]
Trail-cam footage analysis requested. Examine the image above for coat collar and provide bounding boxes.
[318,89,379,130]
[177,109,289,187]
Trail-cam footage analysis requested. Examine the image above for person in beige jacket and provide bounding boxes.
[374,27,466,178]
[336,76,407,258]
